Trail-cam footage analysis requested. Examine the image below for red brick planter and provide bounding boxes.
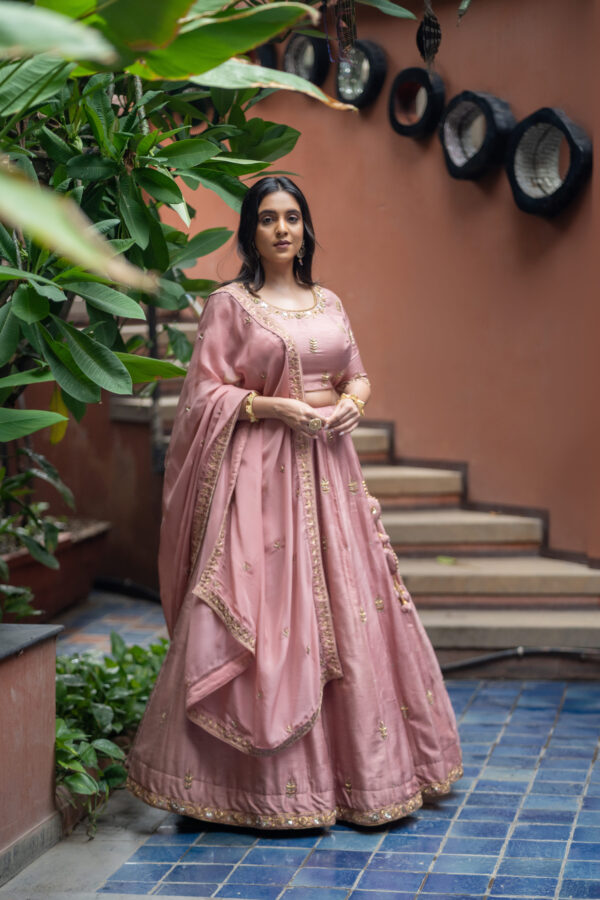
[3,520,110,621]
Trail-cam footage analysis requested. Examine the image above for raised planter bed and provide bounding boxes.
[3,520,110,621]
[0,624,63,886]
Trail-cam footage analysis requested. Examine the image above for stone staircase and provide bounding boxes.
[110,334,600,673]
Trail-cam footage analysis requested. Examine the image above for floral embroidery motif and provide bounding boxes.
[309,338,318,353]
[378,720,388,740]
[327,430,335,442]
[243,561,252,572]
[321,372,331,385]
[306,645,311,655]
[393,577,411,606]
[257,691,263,699]
[282,627,290,638]
[374,596,384,611]
[280,464,285,472]
[344,779,353,793]
[359,608,367,623]
[244,316,252,325]
[321,478,330,493]
[160,711,167,724]
[286,779,297,796]
[184,771,193,790]
[400,705,410,719]
[348,480,358,494]
[322,537,328,551]
[426,689,434,705]
[197,332,204,341]
[185,406,191,412]
[273,540,282,550]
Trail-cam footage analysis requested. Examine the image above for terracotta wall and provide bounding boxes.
[182,0,598,563]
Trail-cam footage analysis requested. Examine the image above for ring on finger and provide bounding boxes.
[308,417,323,433]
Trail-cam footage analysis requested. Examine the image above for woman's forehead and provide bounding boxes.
[257,190,301,213]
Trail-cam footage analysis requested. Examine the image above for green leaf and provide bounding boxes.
[133,167,183,205]
[64,282,146,320]
[166,324,193,363]
[0,304,20,366]
[64,772,99,795]
[101,763,128,788]
[229,119,300,163]
[118,175,150,250]
[0,367,53,389]
[0,222,18,265]
[192,169,246,212]
[52,317,132,395]
[458,0,473,19]
[91,739,126,760]
[110,631,126,660]
[17,533,58,568]
[207,157,270,176]
[357,0,416,18]
[149,278,187,310]
[143,214,170,272]
[0,55,73,116]
[170,226,232,269]
[99,0,196,50]
[11,284,50,324]
[91,702,114,731]
[66,155,119,182]
[38,325,101,403]
[0,407,67,441]
[29,467,75,509]
[39,126,77,165]
[189,59,352,111]
[83,88,116,157]
[158,139,219,169]
[114,352,186,383]
[138,4,319,79]
[0,167,156,292]
[0,3,117,61]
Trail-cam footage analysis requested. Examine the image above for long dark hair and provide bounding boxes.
[233,176,316,292]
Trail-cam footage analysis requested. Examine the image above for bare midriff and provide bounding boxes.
[305,388,339,408]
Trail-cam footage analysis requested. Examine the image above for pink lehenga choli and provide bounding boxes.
[126,282,462,828]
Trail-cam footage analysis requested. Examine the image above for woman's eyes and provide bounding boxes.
[260,215,300,224]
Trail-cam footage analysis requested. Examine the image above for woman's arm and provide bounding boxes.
[238,393,335,438]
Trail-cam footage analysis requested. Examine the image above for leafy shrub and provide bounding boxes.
[55,631,169,834]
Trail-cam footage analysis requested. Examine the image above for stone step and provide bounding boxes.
[419,607,600,650]
[398,555,600,607]
[382,508,543,554]
[351,426,390,460]
[362,464,462,508]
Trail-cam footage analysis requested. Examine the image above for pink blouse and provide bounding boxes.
[249,285,368,393]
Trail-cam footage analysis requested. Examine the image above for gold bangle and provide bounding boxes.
[245,390,259,423]
[341,392,365,417]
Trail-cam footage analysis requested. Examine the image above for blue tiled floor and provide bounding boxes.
[92,669,600,899]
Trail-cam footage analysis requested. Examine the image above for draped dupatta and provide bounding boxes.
[158,285,343,757]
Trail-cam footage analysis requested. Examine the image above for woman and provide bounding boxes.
[126,177,462,829]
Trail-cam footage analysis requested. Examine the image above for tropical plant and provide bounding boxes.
[55,631,169,835]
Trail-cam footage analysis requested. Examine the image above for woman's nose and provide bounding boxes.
[275,218,288,234]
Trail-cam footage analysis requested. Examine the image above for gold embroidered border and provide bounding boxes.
[227,284,342,683]
[187,685,324,757]
[195,586,255,652]
[190,408,240,572]
[126,763,463,830]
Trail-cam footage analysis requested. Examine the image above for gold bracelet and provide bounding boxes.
[244,390,259,423]
[340,392,365,417]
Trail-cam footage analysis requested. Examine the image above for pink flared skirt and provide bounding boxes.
[126,408,462,829]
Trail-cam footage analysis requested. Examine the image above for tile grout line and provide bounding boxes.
[552,716,600,900]
[483,681,568,900]
[413,679,486,897]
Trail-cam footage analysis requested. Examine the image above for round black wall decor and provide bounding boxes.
[251,43,278,70]
[388,67,445,138]
[336,40,387,109]
[283,35,330,87]
[439,91,516,180]
[505,107,592,217]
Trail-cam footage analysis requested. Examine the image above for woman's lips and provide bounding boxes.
[274,241,290,247]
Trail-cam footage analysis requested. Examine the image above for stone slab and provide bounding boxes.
[362,464,463,495]
[383,508,543,543]
[420,607,600,648]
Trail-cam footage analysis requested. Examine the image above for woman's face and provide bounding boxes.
[254,190,304,267]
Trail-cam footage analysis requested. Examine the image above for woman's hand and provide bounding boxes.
[272,398,329,438]
[324,396,361,435]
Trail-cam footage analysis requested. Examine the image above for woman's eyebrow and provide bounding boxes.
[258,208,301,215]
